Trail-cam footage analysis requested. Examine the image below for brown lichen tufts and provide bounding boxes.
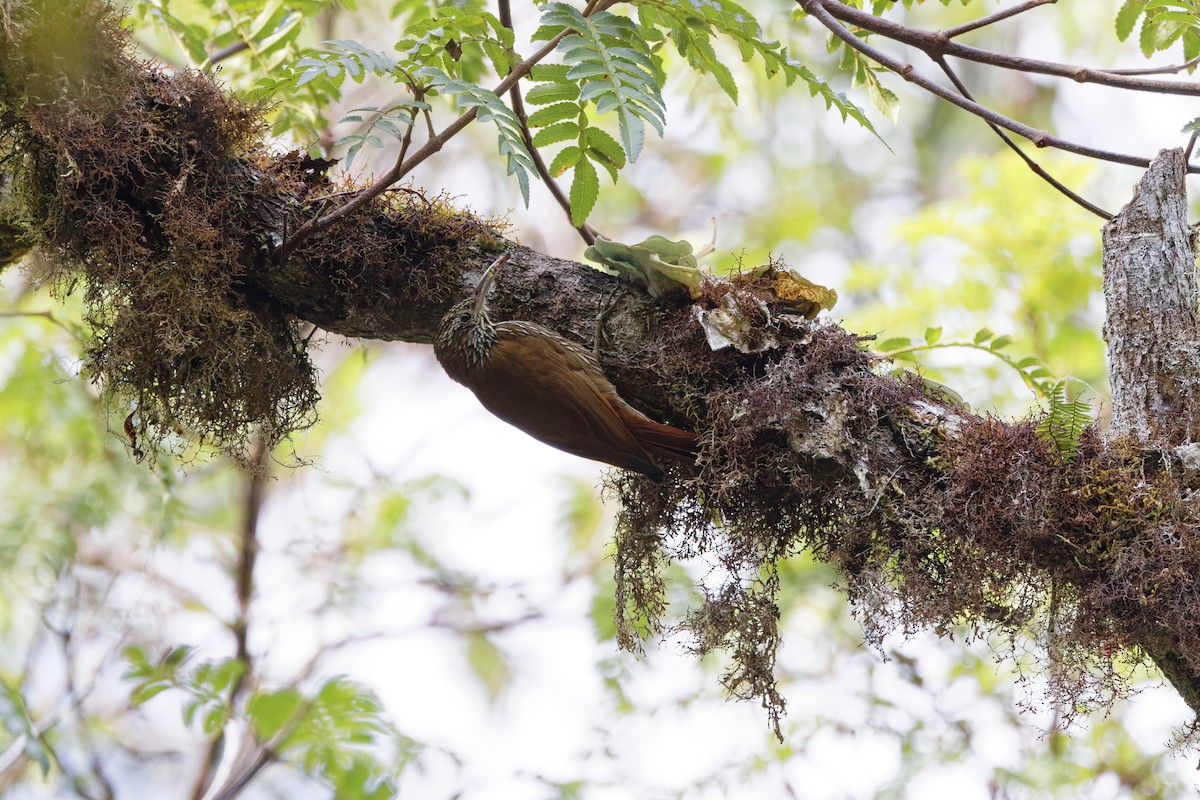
[609,289,1200,737]
[276,187,505,340]
[0,1,306,461]
[0,0,505,460]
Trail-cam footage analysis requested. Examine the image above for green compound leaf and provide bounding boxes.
[415,67,534,205]
[538,3,666,162]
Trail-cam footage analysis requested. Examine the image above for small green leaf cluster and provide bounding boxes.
[397,5,515,83]
[284,13,527,175]
[641,0,882,135]
[289,8,524,178]
[0,681,52,777]
[293,38,399,88]
[129,0,349,139]
[130,0,330,67]
[287,39,411,153]
[124,645,246,736]
[249,678,397,799]
[337,101,432,168]
[124,645,398,797]
[419,67,537,204]
[387,0,509,83]
[829,43,900,122]
[1036,379,1093,463]
[1116,0,1200,61]
[638,0,772,104]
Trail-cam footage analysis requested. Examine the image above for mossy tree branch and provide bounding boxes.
[6,0,1200,732]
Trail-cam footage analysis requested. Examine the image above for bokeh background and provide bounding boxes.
[1,0,1197,796]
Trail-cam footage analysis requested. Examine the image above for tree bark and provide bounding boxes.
[1103,148,1200,446]
[1102,149,1200,712]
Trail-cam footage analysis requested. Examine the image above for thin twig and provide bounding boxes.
[55,594,117,800]
[797,0,1196,172]
[812,0,1200,97]
[189,438,269,800]
[0,309,78,335]
[207,41,249,65]
[1110,54,1200,77]
[934,56,1111,219]
[233,437,268,680]
[280,33,569,261]
[0,583,120,798]
[498,0,598,245]
[394,93,422,168]
[942,0,1057,39]
[209,749,274,800]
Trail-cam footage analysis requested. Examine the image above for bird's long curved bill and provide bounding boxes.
[474,253,511,316]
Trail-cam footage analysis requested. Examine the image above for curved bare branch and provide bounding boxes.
[814,0,1200,96]
[797,0,1199,173]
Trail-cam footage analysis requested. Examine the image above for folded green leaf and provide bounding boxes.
[584,235,704,298]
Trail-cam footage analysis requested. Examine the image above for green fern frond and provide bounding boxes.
[1036,379,1093,463]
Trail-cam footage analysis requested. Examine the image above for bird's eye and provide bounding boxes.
[459,312,471,323]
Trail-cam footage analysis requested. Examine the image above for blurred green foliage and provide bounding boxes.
[0,0,1193,797]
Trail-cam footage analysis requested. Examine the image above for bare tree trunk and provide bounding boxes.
[1102,148,1200,711]
[1103,148,1200,446]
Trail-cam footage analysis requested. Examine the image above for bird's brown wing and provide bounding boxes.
[622,414,698,463]
[552,329,697,464]
[471,323,665,477]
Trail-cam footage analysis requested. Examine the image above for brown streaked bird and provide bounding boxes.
[434,253,698,480]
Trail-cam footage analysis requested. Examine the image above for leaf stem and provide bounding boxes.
[881,340,1052,396]
[498,0,598,245]
[280,33,569,262]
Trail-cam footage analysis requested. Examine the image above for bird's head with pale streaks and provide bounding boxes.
[435,253,509,370]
